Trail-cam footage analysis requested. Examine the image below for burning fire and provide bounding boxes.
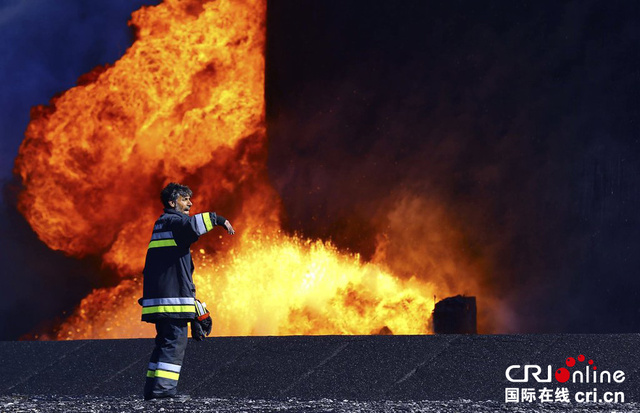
[15,0,495,339]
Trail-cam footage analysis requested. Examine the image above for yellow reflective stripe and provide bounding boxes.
[141,305,195,315]
[155,370,180,380]
[148,239,177,248]
[203,213,213,232]
[146,370,179,381]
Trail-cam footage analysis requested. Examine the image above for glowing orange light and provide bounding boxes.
[15,0,499,340]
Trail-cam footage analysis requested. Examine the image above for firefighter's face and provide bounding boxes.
[170,195,192,215]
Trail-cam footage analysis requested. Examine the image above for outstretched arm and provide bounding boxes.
[223,219,235,235]
[188,212,234,236]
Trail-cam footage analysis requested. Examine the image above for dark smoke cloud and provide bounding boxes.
[0,184,103,339]
[0,0,160,339]
[266,1,640,332]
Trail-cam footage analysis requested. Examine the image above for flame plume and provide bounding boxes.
[15,0,495,339]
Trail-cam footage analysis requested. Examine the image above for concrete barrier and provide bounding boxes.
[1,335,638,402]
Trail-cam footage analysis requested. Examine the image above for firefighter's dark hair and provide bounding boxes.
[161,182,193,208]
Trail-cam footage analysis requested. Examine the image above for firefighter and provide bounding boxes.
[140,182,234,401]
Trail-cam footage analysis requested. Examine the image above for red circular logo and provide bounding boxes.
[555,367,570,383]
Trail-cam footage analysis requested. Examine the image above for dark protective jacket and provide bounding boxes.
[140,208,226,323]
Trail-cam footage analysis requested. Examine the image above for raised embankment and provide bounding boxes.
[1,335,638,402]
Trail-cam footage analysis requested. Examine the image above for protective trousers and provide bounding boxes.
[144,319,189,400]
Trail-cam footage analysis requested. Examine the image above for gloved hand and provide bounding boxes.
[191,299,212,341]
[191,318,206,341]
[199,314,212,336]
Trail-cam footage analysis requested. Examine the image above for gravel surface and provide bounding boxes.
[0,396,639,413]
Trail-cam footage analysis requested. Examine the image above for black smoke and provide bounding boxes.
[266,1,640,332]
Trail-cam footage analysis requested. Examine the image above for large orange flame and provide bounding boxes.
[15,0,500,339]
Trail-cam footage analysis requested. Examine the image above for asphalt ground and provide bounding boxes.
[1,335,639,411]
[0,395,639,412]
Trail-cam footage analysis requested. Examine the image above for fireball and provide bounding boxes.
[15,0,494,339]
